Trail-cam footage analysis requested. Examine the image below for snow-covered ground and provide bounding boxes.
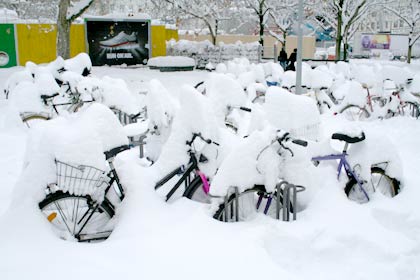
[0,63,419,280]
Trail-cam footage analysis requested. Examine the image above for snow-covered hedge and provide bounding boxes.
[166,39,262,69]
[147,56,195,68]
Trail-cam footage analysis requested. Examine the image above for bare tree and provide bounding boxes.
[382,0,420,63]
[266,0,299,46]
[241,0,270,48]
[313,0,375,60]
[160,0,232,44]
[57,0,95,59]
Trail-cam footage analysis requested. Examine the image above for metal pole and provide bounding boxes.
[274,43,278,62]
[296,0,304,94]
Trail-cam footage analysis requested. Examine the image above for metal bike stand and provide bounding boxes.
[276,182,306,221]
[128,133,148,159]
[224,186,239,222]
[137,134,147,159]
[275,181,289,220]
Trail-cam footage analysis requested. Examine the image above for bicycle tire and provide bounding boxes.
[344,167,400,203]
[21,114,50,128]
[183,176,211,204]
[213,185,291,222]
[339,105,370,121]
[39,191,115,242]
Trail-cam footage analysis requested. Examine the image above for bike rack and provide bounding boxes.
[223,186,239,222]
[276,182,306,221]
[221,183,305,223]
[127,133,148,159]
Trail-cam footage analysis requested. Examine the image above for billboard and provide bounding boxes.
[85,18,150,66]
[361,34,391,49]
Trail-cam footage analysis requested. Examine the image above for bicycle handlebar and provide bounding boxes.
[276,130,307,146]
[227,105,252,113]
[40,93,60,105]
[239,106,252,112]
[186,133,220,147]
[255,130,307,174]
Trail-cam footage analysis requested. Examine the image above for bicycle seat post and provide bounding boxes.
[343,142,350,154]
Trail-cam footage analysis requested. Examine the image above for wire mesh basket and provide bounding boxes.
[55,160,107,200]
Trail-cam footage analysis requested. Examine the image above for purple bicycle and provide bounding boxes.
[311,131,400,203]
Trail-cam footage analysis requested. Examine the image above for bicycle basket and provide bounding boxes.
[55,160,107,200]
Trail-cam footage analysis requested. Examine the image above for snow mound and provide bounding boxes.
[263,87,321,141]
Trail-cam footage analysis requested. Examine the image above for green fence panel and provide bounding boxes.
[0,24,17,68]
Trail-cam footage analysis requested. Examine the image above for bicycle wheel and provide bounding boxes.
[344,167,400,203]
[39,191,115,242]
[183,176,211,204]
[213,186,289,222]
[21,114,50,128]
[339,105,370,121]
[400,101,420,118]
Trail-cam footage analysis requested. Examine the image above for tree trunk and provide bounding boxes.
[211,33,216,45]
[57,0,71,58]
[335,0,344,61]
[204,19,216,45]
[408,44,412,64]
[283,31,287,48]
[343,36,348,61]
[336,16,342,61]
[259,0,265,56]
[259,14,264,47]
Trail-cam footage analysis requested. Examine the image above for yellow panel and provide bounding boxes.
[16,24,57,65]
[166,28,178,41]
[70,24,87,58]
[151,25,166,57]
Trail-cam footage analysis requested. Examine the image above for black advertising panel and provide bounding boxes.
[85,18,150,66]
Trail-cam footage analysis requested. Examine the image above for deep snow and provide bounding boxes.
[0,64,420,280]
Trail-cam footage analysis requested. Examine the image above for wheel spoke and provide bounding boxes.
[40,193,114,241]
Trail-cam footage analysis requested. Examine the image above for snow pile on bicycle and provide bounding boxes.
[0,56,420,280]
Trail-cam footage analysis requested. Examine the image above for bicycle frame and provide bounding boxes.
[76,146,128,238]
[155,151,209,202]
[311,151,370,201]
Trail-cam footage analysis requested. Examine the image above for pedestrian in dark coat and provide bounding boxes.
[278,48,288,70]
[287,48,297,71]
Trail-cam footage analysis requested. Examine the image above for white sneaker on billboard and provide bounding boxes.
[99,31,138,48]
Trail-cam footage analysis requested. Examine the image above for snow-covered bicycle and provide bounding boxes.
[211,129,307,222]
[38,145,130,242]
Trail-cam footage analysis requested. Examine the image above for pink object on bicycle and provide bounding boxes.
[196,170,210,194]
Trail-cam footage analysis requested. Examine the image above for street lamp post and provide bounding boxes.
[296,0,304,94]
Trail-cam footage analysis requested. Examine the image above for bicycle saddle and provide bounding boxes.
[331,132,365,144]
[104,145,130,160]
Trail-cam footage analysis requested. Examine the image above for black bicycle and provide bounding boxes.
[155,133,219,203]
[38,145,130,242]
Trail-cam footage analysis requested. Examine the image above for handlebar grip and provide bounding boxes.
[291,139,308,147]
[187,133,219,147]
[40,93,60,100]
[239,106,252,112]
